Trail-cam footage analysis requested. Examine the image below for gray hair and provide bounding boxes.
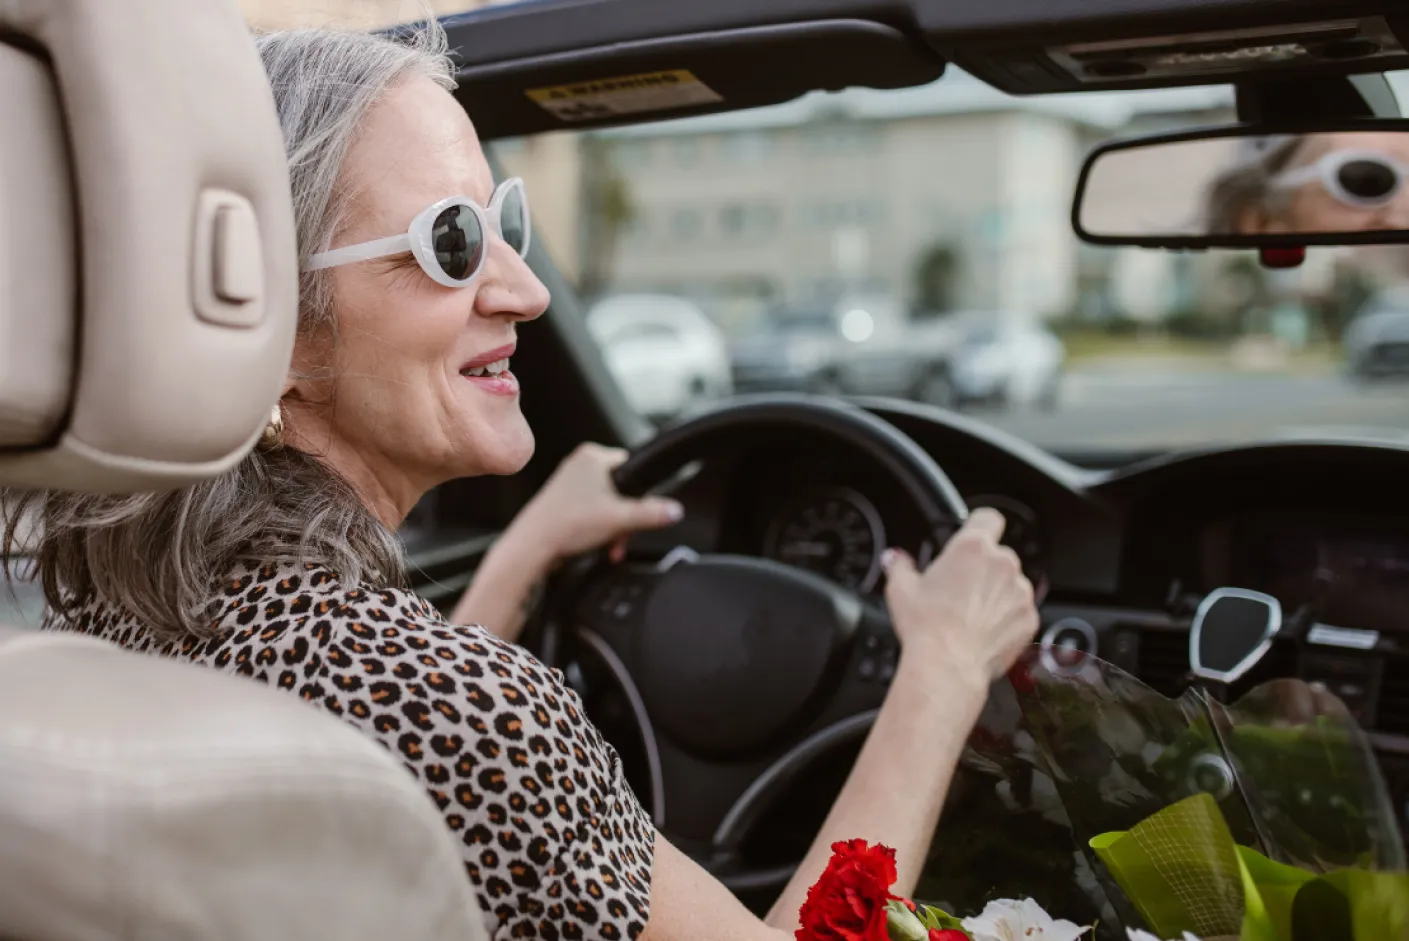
[1,22,458,640]
[1203,135,1307,235]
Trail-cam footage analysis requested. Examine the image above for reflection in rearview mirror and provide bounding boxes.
[1076,128,1409,243]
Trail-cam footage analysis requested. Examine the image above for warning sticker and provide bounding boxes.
[526,70,723,123]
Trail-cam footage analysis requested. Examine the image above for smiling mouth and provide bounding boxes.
[460,357,510,378]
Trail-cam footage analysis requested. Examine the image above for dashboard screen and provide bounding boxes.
[1232,516,1409,632]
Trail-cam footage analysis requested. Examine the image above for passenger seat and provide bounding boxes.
[0,1,487,937]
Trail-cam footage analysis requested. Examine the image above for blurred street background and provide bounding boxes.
[242,1,1409,455]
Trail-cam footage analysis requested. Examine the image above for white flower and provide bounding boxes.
[960,898,1089,941]
[1126,930,1203,941]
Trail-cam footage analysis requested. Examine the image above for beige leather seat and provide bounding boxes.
[0,626,485,941]
[0,2,489,938]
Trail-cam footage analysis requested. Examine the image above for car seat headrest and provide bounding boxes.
[0,0,297,493]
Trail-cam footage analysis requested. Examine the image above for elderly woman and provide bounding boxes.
[1207,131,1409,235]
[0,23,1038,941]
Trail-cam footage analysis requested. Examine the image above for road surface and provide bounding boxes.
[980,363,1409,452]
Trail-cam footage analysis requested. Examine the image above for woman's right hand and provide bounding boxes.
[882,507,1040,685]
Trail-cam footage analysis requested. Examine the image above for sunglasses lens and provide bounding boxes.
[431,203,485,281]
[1337,159,1398,202]
[498,184,530,256]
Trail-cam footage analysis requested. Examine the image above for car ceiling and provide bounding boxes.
[435,0,1409,140]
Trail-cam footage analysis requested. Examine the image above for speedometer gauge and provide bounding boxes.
[764,487,886,592]
[917,494,1049,602]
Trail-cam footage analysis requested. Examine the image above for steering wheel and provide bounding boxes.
[544,395,969,891]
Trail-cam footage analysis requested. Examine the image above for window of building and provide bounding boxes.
[720,202,782,239]
[671,208,703,240]
[723,131,775,163]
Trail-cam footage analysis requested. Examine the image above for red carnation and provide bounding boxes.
[928,931,969,941]
[1007,661,1037,695]
[795,840,901,941]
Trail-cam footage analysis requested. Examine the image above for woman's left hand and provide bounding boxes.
[510,442,685,567]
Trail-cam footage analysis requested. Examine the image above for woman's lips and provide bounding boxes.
[461,343,516,371]
[460,342,518,396]
[463,370,519,396]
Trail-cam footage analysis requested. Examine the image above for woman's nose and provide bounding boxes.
[475,240,551,322]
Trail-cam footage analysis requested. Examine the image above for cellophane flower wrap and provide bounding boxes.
[798,644,1407,941]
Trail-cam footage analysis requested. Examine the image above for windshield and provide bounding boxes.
[492,69,1409,456]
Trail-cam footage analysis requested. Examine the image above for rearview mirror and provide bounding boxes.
[1073,122,1409,249]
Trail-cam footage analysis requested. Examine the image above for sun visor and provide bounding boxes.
[0,0,297,493]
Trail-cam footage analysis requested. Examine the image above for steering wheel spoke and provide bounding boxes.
[824,601,901,717]
[571,562,663,659]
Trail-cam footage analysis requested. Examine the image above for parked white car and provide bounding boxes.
[949,315,1065,410]
[586,294,733,420]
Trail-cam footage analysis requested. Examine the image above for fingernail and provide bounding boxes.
[880,548,898,570]
[662,500,684,523]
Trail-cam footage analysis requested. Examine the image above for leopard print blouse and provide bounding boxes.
[45,560,656,941]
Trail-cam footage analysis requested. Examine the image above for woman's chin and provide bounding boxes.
[462,419,535,476]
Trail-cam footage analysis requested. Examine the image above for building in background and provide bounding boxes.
[562,72,1237,329]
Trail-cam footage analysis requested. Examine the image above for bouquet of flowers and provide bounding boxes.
[794,837,1221,941]
[795,646,1409,941]
[795,837,1094,941]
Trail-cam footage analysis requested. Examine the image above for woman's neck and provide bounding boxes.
[282,415,428,530]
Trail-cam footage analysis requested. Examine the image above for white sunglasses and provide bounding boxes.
[1274,150,1408,210]
[303,178,531,288]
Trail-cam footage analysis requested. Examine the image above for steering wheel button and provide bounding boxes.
[862,635,880,651]
[858,658,878,680]
[879,660,896,683]
[612,601,633,619]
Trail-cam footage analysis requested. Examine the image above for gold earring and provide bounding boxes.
[258,403,285,451]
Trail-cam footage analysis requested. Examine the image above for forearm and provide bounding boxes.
[450,535,552,642]
[765,645,989,930]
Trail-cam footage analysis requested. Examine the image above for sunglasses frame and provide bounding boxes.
[1274,149,1409,210]
[303,177,531,288]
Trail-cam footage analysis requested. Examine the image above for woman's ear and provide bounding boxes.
[283,327,336,404]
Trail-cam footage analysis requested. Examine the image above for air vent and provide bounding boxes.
[1377,656,1409,737]
[1131,627,1190,698]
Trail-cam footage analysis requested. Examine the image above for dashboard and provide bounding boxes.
[1219,514,1409,633]
[624,398,1409,839]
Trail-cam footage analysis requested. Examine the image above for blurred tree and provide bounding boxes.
[1216,255,1271,334]
[1321,260,1376,343]
[578,136,636,303]
[913,242,959,318]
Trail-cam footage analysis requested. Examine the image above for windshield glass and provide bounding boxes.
[493,68,1409,454]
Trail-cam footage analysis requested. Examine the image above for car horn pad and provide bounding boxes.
[926,645,1407,941]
